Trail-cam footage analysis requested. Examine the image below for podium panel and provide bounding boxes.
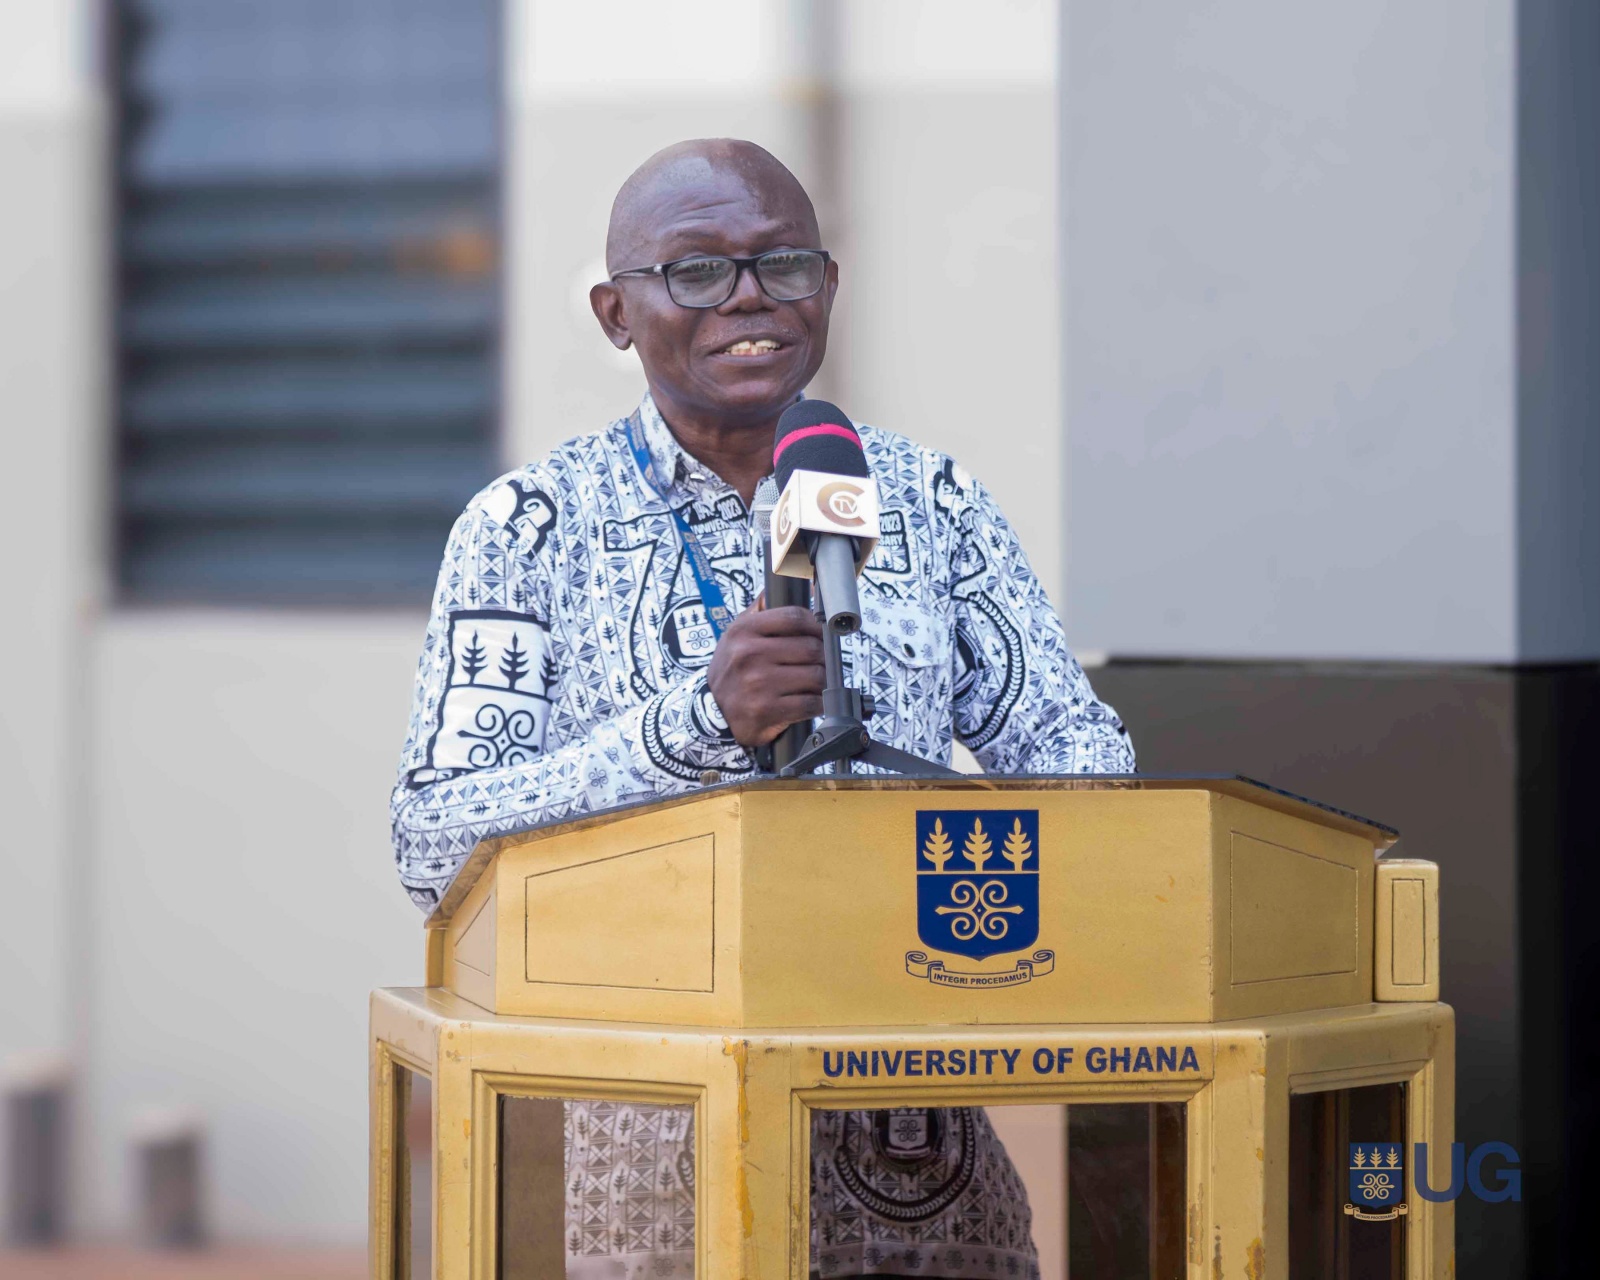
[370,990,1452,1279]
[427,778,1391,1029]
[373,776,1454,1278]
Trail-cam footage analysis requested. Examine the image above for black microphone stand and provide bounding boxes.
[758,578,813,773]
[777,581,962,780]
[751,483,818,775]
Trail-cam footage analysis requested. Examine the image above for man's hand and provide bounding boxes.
[706,605,825,748]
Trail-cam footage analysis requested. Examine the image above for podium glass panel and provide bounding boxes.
[395,1067,433,1280]
[1289,1082,1407,1280]
[809,1103,1186,1280]
[498,1095,696,1280]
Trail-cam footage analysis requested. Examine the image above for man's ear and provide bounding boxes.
[823,257,840,312]
[590,282,632,350]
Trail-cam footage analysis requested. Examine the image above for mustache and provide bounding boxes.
[703,326,804,350]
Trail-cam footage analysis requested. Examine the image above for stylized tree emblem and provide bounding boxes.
[1002,818,1033,871]
[499,632,530,690]
[961,818,993,872]
[460,630,488,685]
[922,818,955,871]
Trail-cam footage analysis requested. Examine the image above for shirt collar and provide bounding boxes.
[636,391,757,506]
[635,391,699,496]
[635,387,811,503]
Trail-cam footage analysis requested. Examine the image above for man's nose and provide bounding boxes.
[718,262,777,313]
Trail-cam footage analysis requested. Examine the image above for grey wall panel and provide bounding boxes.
[1063,0,1518,662]
[1515,0,1600,662]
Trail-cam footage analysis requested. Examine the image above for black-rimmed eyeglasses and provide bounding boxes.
[609,250,830,309]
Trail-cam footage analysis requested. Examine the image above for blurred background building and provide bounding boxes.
[0,1,1593,1277]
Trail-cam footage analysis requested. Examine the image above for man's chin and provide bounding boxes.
[692,374,807,426]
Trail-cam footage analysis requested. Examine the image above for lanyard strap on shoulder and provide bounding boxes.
[625,409,735,641]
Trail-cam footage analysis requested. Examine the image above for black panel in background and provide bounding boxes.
[1092,659,1600,1279]
[1514,668,1600,1280]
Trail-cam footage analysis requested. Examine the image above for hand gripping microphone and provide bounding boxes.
[764,401,957,780]
[750,475,812,774]
[769,400,880,633]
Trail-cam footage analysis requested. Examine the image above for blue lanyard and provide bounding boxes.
[626,409,736,641]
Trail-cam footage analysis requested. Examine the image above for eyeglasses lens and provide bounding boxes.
[755,252,826,301]
[664,257,737,307]
[663,252,825,307]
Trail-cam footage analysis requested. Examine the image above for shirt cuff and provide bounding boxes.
[639,671,756,783]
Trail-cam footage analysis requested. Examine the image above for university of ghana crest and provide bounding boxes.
[1344,1143,1409,1222]
[905,809,1055,988]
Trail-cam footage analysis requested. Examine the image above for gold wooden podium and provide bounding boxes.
[369,777,1452,1279]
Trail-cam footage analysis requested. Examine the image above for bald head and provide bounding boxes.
[605,139,819,273]
[590,138,836,445]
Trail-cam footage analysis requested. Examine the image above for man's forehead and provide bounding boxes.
[648,194,815,258]
[607,142,819,268]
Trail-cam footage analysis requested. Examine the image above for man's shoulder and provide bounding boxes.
[510,418,632,489]
[454,419,632,544]
[857,422,978,497]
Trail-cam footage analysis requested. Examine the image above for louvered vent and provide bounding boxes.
[115,0,502,603]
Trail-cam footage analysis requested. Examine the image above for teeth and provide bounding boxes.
[724,339,781,355]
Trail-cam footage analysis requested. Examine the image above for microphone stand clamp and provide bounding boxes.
[777,612,961,779]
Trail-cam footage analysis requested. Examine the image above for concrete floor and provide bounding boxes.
[0,1248,366,1279]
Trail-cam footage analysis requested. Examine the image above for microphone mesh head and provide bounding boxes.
[751,475,779,546]
[773,400,867,491]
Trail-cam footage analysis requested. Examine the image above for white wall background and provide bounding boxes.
[509,0,1065,596]
[12,0,1587,1248]
[83,616,424,1237]
[2,0,1065,1243]
[0,0,103,1221]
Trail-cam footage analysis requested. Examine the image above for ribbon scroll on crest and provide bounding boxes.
[904,948,1056,989]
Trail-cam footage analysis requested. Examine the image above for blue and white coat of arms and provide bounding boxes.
[1345,1143,1408,1221]
[906,809,1054,987]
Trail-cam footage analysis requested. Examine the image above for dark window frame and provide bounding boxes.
[108,0,507,608]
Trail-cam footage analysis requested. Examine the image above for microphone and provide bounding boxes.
[759,403,958,779]
[750,476,812,773]
[770,400,880,633]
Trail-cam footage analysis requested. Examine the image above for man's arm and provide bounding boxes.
[390,487,751,911]
[943,465,1135,775]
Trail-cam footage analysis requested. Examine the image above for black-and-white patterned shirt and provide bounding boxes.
[392,392,1134,910]
[391,392,1134,1278]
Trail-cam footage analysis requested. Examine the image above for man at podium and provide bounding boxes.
[392,140,1133,1278]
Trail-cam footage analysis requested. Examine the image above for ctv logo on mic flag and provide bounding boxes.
[770,468,880,580]
[817,480,867,527]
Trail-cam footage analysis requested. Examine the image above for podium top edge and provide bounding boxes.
[425,774,1397,928]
